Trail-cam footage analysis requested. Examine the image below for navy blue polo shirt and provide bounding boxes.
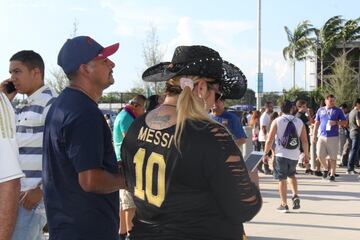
[42,88,119,240]
[210,111,247,140]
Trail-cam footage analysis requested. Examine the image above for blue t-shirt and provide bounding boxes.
[42,88,119,240]
[315,106,346,137]
[210,111,247,140]
[113,108,135,160]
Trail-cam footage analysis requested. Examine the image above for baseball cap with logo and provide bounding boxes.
[57,36,119,75]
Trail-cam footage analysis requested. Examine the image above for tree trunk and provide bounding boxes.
[320,50,324,89]
[304,60,307,91]
[293,61,296,88]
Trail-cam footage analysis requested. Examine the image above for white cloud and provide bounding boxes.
[101,0,177,37]
[198,20,254,47]
[100,0,304,92]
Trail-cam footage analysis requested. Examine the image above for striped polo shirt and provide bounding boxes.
[0,93,24,183]
[16,85,57,191]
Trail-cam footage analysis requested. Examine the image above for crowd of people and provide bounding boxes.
[0,36,261,240]
[244,96,360,212]
[0,35,359,240]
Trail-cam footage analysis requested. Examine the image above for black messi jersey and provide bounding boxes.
[121,114,262,240]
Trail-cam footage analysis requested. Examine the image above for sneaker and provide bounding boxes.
[276,205,290,213]
[119,234,128,240]
[322,171,328,179]
[314,171,323,177]
[305,169,313,175]
[346,170,359,175]
[329,175,336,182]
[292,196,301,210]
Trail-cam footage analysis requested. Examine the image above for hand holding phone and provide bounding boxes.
[1,79,17,101]
[5,81,16,94]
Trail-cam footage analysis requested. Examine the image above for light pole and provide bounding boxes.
[256,0,263,110]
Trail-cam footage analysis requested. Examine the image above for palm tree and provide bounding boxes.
[314,16,344,88]
[283,20,315,88]
[339,18,360,54]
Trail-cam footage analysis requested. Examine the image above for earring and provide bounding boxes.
[203,98,207,110]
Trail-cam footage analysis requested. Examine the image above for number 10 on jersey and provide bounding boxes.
[133,148,166,207]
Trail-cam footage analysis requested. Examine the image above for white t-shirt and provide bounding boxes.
[274,115,304,161]
[0,93,24,183]
[259,112,271,142]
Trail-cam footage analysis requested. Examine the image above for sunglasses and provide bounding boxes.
[215,92,224,101]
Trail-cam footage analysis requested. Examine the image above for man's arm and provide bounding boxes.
[0,179,20,240]
[264,120,277,156]
[312,121,320,144]
[261,125,267,136]
[356,111,360,127]
[300,125,309,161]
[337,119,348,127]
[235,138,246,146]
[232,115,247,146]
[260,114,268,136]
[334,110,348,127]
[79,169,126,194]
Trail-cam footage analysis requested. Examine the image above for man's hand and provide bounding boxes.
[303,154,310,164]
[1,79,17,101]
[19,187,43,210]
[312,135,317,144]
[262,155,269,164]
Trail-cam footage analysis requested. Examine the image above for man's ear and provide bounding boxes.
[30,67,44,84]
[78,64,88,75]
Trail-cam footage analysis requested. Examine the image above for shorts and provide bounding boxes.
[119,189,135,210]
[316,136,339,160]
[273,156,298,180]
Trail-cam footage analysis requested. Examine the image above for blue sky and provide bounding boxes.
[1,0,359,94]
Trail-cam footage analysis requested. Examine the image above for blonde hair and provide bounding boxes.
[165,75,215,149]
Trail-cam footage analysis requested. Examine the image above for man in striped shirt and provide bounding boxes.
[0,91,24,240]
[7,50,57,240]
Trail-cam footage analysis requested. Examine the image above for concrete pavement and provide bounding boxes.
[244,167,360,240]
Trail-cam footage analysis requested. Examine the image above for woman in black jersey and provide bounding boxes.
[121,45,262,240]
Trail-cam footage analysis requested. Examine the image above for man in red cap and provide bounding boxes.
[43,36,126,240]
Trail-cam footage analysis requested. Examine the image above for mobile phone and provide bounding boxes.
[245,151,264,172]
[5,82,16,94]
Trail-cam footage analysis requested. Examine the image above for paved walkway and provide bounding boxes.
[244,167,360,240]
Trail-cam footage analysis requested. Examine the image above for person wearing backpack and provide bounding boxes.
[263,100,309,213]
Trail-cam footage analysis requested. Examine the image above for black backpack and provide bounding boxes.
[280,117,299,150]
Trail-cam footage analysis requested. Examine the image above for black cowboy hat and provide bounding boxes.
[142,45,247,99]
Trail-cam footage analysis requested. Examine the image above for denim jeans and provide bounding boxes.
[12,201,47,240]
[348,135,360,171]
